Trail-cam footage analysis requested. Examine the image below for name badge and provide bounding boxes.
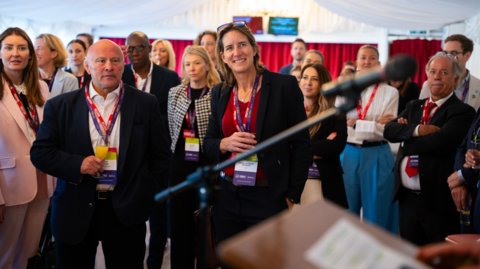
[185,138,199,162]
[233,153,258,186]
[183,130,196,138]
[408,155,419,168]
[99,148,117,184]
[308,161,320,177]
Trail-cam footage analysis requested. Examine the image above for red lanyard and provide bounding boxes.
[85,83,123,139]
[421,99,440,125]
[134,71,149,92]
[357,83,379,120]
[79,74,85,88]
[304,101,308,112]
[9,85,39,134]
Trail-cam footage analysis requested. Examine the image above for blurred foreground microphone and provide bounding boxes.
[322,55,417,97]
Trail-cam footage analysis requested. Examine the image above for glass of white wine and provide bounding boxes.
[93,136,108,178]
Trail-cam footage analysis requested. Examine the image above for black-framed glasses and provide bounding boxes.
[217,20,249,33]
[443,50,465,56]
[435,51,458,61]
[127,44,148,53]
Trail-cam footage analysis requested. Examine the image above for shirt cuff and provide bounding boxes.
[413,125,420,137]
[457,170,466,182]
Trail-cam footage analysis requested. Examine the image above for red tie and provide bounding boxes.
[405,102,438,177]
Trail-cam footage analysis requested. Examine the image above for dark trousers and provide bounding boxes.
[56,194,146,269]
[170,187,199,269]
[147,202,168,269]
[398,188,459,246]
[212,179,288,269]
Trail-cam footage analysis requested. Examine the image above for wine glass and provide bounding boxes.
[93,136,108,178]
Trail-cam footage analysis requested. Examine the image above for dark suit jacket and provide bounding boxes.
[30,84,171,245]
[398,81,419,115]
[279,63,294,75]
[203,70,312,203]
[122,63,181,142]
[311,114,348,208]
[384,94,475,214]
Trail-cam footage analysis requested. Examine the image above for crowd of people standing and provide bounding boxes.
[0,21,479,269]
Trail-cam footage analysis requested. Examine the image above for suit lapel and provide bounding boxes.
[72,88,94,156]
[50,68,65,97]
[218,84,232,137]
[150,65,164,96]
[1,83,30,142]
[118,86,137,182]
[256,71,270,141]
[429,94,457,126]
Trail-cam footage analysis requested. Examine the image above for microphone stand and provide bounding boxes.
[155,89,361,269]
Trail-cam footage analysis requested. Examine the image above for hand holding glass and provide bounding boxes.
[469,140,480,170]
[94,137,108,178]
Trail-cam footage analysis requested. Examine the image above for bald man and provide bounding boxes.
[31,40,171,269]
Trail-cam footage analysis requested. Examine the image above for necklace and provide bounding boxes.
[240,88,253,103]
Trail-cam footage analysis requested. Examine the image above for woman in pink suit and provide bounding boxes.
[0,27,54,269]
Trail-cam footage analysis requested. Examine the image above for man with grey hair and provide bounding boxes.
[31,39,171,268]
[384,54,475,246]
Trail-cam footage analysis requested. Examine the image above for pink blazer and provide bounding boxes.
[0,80,54,207]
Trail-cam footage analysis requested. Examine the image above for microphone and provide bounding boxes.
[322,55,417,97]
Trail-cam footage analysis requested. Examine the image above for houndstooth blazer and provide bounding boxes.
[167,84,212,153]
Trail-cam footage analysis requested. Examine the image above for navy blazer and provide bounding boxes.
[30,84,171,245]
[455,108,480,186]
[203,70,311,202]
[384,95,475,213]
[279,63,294,75]
[122,63,181,142]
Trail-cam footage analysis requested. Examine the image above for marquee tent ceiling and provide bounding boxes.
[0,0,479,29]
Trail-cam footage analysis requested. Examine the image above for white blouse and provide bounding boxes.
[336,83,399,144]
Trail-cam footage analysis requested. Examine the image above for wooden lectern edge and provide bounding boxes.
[218,199,419,269]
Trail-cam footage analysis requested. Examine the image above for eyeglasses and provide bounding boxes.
[127,44,148,53]
[435,51,458,61]
[443,50,465,56]
[217,20,249,33]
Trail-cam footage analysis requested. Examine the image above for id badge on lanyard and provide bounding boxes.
[308,161,320,177]
[184,85,208,162]
[98,148,118,184]
[233,153,258,186]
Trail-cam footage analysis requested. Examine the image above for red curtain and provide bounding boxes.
[389,39,442,87]
[100,37,193,74]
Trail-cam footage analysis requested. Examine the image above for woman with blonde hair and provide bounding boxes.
[151,39,176,71]
[298,63,348,209]
[35,34,78,99]
[0,27,54,269]
[167,45,220,269]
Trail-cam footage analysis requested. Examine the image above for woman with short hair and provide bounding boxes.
[151,39,176,71]
[336,44,399,233]
[35,33,78,98]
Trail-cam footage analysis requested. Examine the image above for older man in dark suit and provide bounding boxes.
[384,53,475,246]
[31,39,171,269]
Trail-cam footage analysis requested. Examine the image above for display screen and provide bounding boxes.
[233,16,263,34]
[268,17,299,35]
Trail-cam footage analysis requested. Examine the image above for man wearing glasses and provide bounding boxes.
[420,35,479,111]
[121,31,180,269]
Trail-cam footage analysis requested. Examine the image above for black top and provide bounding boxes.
[42,79,51,92]
[65,68,91,89]
[311,114,349,209]
[17,91,34,121]
[170,88,214,185]
[398,81,419,115]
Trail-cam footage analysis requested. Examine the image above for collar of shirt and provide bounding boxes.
[428,91,454,107]
[131,60,154,80]
[88,81,121,103]
[13,82,27,95]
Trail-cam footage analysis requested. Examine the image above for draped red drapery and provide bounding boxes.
[389,39,442,87]
[102,37,440,85]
